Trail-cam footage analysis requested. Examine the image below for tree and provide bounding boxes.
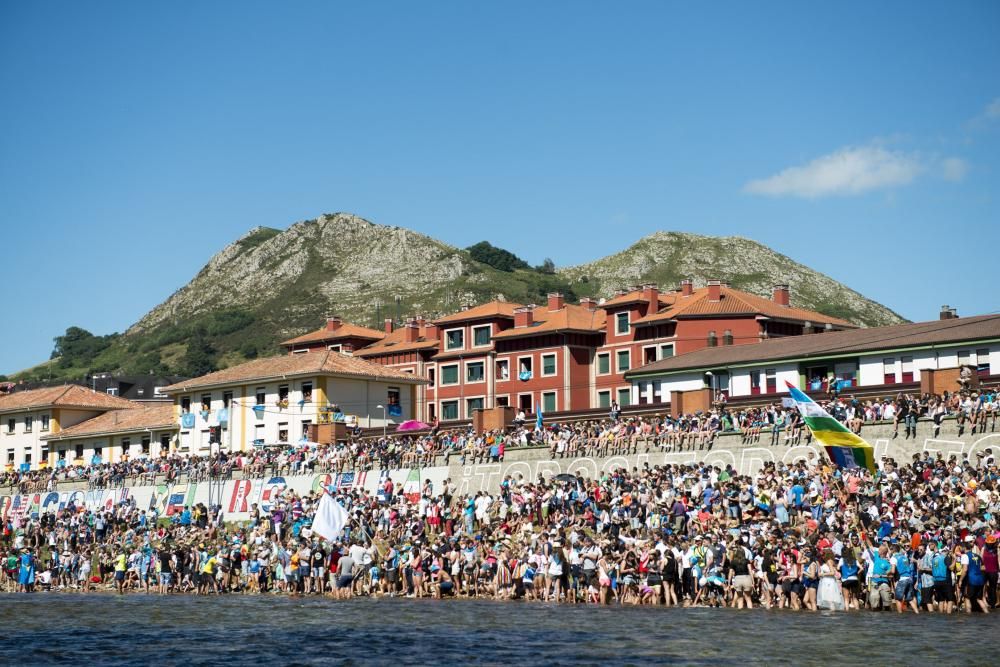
[51,326,116,368]
[181,327,217,377]
[466,241,530,272]
[536,258,556,274]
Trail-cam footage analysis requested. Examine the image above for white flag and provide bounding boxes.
[312,493,349,542]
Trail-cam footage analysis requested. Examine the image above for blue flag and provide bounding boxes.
[536,403,543,430]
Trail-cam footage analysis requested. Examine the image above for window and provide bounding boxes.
[467,397,484,415]
[254,424,264,445]
[223,391,233,408]
[141,437,150,455]
[617,388,631,407]
[301,420,312,439]
[519,357,533,378]
[597,390,611,408]
[255,388,266,405]
[201,394,212,411]
[6,450,14,464]
[542,391,556,413]
[723,330,733,346]
[181,396,191,413]
[6,419,14,434]
[440,365,459,385]
[901,356,914,383]
[519,394,533,411]
[24,417,32,433]
[751,371,761,395]
[40,415,50,432]
[428,368,436,388]
[160,434,171,450]
[617,350,630,373]
[644,347,657,364]
[75,444,84,459]
[542,353,557,376]
[976,349,991,376]
[301,383,313,403]
[616,312,629,334]
[441,400,459,420]
[495,359,510,381]
[883,358,896,384]
[496,396,509,407]
[278,423,289,442]
[597,353,610,375]
[106,387,119,396]
[707,331,718,347]
[445,329,465,350]
[659,344,674,360]
[958,350,971,366]
[473,325,491,347]
[327,344,342,353]
[387,387,400,406]
[292,349,309,355]
[466,362,485,383]
[24,452,31,465]
[765,369,777,394]
[278,385,289,401]
[121,437,130,453]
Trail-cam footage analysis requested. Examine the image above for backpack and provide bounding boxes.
[932,553,948,582]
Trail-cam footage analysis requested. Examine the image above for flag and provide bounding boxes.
[312,493,349,542]
[784,381,876,474]
[536,403,543,431]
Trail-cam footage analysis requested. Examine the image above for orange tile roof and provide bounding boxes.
[0,385,138,414]
[602,289,677,309]
[281,322,386,347]
[162,350,425,393]
[355,326,439,357]
[492,303,607,340]
[42,404,175,441]
[432,301,522,325]
[634,286,855,327]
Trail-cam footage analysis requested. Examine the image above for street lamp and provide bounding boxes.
[376,404,386,438]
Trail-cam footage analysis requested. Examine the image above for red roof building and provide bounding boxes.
[284,281,857,421]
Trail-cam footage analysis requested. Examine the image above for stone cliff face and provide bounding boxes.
[126,213,904,364]
[558,231,905,327]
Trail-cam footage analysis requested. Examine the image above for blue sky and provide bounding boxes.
[1,1,998,374]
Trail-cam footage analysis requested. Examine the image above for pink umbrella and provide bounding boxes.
[397,419,431,432]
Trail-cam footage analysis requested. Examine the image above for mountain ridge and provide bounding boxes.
[9,212,906,383]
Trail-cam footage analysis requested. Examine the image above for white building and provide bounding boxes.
[626,314,1000,403]
[41,404,177,465]
[162,350,426,454]
[0,385,137,470]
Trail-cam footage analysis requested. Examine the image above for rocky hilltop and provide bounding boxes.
[14,213,905,382]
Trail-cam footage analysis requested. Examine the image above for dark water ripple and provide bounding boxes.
[0,594,996,666]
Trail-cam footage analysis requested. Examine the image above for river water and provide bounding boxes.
[0,594,995,665]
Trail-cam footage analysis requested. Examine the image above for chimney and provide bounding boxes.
[384,318,394,334]
[641,283,659,317]
[772,284,790,307]
[423,322,438,339]
[940,305,958,320]
[547,292,564,312]
[325,316,342,332]
[579,297,597,311]
[614,288,627,298]
[680,279,693,297]
[404,320,419,343]
[514,306,535,328]
[461,303,472,312]
[707,280,721,302]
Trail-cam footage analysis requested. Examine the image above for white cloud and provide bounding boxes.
[984,98,1000,120]
[941,157,969,182]
[743,145,923,199]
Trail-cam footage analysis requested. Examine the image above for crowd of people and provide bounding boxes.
[3,388,997,498]
[4,433,999,615]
